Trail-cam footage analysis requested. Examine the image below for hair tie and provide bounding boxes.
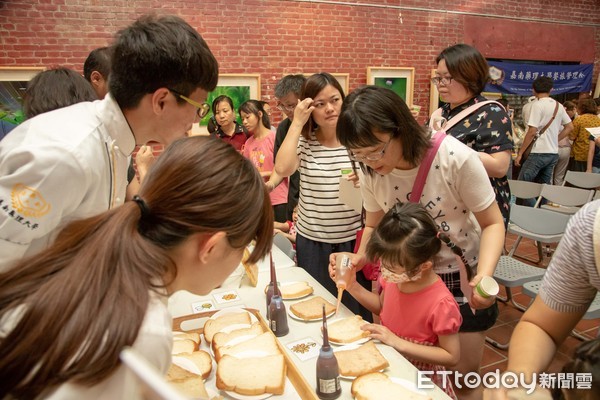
[132,195,151,220]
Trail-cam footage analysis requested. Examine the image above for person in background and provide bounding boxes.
[333,201,461,398]
[239,100,288,222]
[274,204,298,247]
[259,100,274,127]
[485,200,600,400]
[0,14,219,271]
[274,74,306,221]
[432,44,513,229]
[516,77,573,197]
[22,68,98,119]
[553,101,576,185]
[0,136,273,399]
[586,131,600,174]
[334,85,505,400]
[211,95,247,151]
[275,73,369,321]
[83,46,111,100]
[569,99,600,172]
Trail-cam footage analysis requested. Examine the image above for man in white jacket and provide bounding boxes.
[0,14,219,271]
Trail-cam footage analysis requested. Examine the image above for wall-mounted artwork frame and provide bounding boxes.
[430,69,440,116]
[367,67,414,106]
[303,72,350,94]
[193,73,261,135]
[0,67,44,131]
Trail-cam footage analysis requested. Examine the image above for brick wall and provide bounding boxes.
[1,0,599,123]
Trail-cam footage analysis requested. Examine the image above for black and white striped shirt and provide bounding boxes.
[295,132,362,243]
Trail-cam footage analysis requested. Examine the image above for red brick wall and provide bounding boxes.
[1,0,599,121]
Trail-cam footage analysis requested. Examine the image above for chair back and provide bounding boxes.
[508,180,543,204]
[540,184,593,208]
[273,232,295,260]
[563,171,600,190]
[509,205,571,236]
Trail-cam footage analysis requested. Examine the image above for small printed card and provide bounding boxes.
[191,299,216,314]
[213,290,241,304]
[286,337,320,361]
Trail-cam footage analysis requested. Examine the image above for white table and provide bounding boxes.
[169,247,450,400]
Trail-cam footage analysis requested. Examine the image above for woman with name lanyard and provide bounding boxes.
[275,72,371,321]
[331,85,505,400]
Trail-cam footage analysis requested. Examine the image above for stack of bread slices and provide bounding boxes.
[167,331,213,398]
[207,311,287,396]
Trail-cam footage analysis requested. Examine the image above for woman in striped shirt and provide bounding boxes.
[275,73,371,321]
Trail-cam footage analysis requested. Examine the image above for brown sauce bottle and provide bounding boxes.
[316,305,341,399]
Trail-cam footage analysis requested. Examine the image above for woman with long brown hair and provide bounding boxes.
[0,136,273,399]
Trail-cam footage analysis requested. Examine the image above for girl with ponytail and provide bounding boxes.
[329,201,462,399]
[0,136,273,399]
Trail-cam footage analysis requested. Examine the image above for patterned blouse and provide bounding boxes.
[440,95,514,228]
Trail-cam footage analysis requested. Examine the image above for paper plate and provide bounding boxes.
[390,377,429,396]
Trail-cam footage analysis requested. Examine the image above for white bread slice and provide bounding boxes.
[172,350,213,379]
[173,331,201,348]
[203,312,252,343]
[212,322,264,354]
[171,338,196,355]
[289,296,335,320]
[166,363,196,381]
[280,282,313,299]
[351,372,432,400]
[216,332,281,361]
[242,247,258,287]
[169,376,210,399]
[335,341,389,377]
[328,315,370,343]
[216,354,286,395]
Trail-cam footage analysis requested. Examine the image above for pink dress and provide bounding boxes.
[379,277,462,399]
[241,131,288,206]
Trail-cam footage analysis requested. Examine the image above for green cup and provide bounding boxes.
[475,276,499,298]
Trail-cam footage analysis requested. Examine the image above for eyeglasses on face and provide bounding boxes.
[168,88,210,119]
[277,102,296,113]
[349,138,392,162]
[430,76,453,86]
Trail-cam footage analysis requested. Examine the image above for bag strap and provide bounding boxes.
[536,101,560,138]
[429,100,503,132]
[409,131,446,203]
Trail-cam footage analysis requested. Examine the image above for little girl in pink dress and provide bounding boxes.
[337,201,463,398]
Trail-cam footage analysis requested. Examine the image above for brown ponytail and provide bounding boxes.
[0,136,273,398]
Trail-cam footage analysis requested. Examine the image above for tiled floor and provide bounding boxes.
[480,233,600,374]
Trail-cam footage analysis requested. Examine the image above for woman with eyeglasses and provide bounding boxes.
[211,95,248,151]
[431,44,513,230]
[274,72,371,321]
[333,85,505,400]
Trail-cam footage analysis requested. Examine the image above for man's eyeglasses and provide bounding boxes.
[349,138,391,162]
[430,76,453,86]
[168,88,210,119]
[277,102,296,113]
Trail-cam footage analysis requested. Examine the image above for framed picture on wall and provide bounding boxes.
[0,67,44,132]
[193,73,261,135]
[303,73,350,94]
[367,67,414,106]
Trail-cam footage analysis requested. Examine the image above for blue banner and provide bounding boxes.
[484,61,593,95]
